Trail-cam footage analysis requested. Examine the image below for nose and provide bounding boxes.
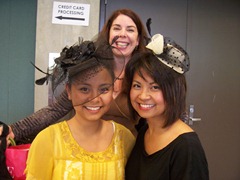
[87,90,101,103]
[138,89,151,100]
[119,29,127,38]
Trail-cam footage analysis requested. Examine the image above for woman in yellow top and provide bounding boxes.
[9,9,149,143]
[25,40,135,179]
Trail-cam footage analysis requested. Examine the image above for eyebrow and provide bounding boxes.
[112,24,137,29]
[76,82,113,87]
[132,79,156,85]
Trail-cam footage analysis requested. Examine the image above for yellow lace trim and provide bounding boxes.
[59,121,124,163]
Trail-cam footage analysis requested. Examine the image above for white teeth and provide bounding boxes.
[86,106,100,111]
[116,42,128,47]
[140,104,154,108]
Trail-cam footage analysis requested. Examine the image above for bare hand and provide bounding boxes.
[0,123,15,147]
[7,126,15,146]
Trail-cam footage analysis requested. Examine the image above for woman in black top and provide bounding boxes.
[124,34,209,179]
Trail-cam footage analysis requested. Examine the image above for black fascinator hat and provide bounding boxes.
[33,36,125,105]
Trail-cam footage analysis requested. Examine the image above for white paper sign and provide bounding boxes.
[49,53,60,68]
[52,1,90,26]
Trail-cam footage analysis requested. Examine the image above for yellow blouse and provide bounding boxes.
[25,121,135,180]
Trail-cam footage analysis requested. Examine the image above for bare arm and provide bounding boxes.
[10,90,73,142]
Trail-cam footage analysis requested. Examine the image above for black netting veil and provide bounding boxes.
[33,36,125,106]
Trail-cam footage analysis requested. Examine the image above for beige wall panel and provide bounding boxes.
[34,0,100,111]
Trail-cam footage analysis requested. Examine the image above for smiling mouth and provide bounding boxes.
[85,106,101,111]
[139,104,154,108]
[116,42,129,48]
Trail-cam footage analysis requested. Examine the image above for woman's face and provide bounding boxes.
[130,69,166,120]
[66,68,113,122]
[109,14,139,60]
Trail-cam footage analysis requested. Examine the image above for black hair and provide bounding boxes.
[123,51,187,127]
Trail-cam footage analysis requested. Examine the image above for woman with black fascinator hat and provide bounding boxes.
[124,34,209,179]
[9,9,149,143]
[25,40,135,179]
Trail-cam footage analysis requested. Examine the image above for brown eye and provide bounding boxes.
[127,28,134,32]
[99,85,112,94]
[100,87,109,94]
[151,85,160,90]
[132,83,141,89]
[79,87,90,94]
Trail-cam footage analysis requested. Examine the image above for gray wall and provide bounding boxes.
[187,1,240,179]
[101,0,240,179]
[34,0,100,111]
[0,0,100,123]
[0,0,37,124]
